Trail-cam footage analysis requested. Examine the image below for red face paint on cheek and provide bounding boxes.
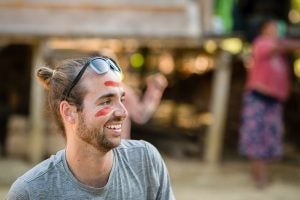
[95,107,112,117]
[104,81,120,87]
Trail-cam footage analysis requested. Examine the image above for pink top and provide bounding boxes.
[246,36,290,101]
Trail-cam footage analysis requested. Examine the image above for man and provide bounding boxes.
[7,57,175,199]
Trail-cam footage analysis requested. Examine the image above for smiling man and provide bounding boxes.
[6,57,175,200]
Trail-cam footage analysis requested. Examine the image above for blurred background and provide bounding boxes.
[0,0,300,199]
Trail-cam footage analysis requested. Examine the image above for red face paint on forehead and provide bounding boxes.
[95,107,112,117]
[104,81,121,87]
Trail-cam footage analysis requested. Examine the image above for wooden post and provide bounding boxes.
[204,50,232,164]
[197,0,213,34]
[28,41,46,163]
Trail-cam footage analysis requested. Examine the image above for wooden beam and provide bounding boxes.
[28,41,47,163]
[204,50,232,164]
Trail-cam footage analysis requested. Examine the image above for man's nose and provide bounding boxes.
[114,102,128,119]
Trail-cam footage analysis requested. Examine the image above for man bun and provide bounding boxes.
[36,66,54,90]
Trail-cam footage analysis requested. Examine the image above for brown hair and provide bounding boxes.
[36,57,89,136]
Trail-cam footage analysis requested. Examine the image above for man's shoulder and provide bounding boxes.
[6,150,66,199]
[118,139,154,151]
[116,139,160,160]
[16,149,65,183]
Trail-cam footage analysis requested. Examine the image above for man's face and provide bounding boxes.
[75,70,128,152]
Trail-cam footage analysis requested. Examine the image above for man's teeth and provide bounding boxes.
[105,124,121,130]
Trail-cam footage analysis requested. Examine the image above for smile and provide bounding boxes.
[104,124,122,130]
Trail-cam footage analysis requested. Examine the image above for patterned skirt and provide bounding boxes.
[239,90,284,160]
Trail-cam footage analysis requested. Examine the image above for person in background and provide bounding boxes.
[7,56,175,199]
[239,19,300,189]
[122,73,168,139]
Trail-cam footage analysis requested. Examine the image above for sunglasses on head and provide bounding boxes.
[63,57,122,100]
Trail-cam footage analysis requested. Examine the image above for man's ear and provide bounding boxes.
[60,101,77,124]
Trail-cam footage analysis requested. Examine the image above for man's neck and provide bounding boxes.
[65,144,114,188]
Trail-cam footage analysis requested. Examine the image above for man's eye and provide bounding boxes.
[121,97,126,103]
[101,99,111,105]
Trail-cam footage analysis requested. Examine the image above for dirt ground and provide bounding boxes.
[1,156,300,200]
[166,157,300,200]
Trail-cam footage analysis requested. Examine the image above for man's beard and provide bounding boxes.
[76,113,118,152]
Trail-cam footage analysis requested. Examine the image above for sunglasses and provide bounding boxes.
[63,57,122,100]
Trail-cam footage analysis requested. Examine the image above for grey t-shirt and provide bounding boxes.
[6,140,175,200]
